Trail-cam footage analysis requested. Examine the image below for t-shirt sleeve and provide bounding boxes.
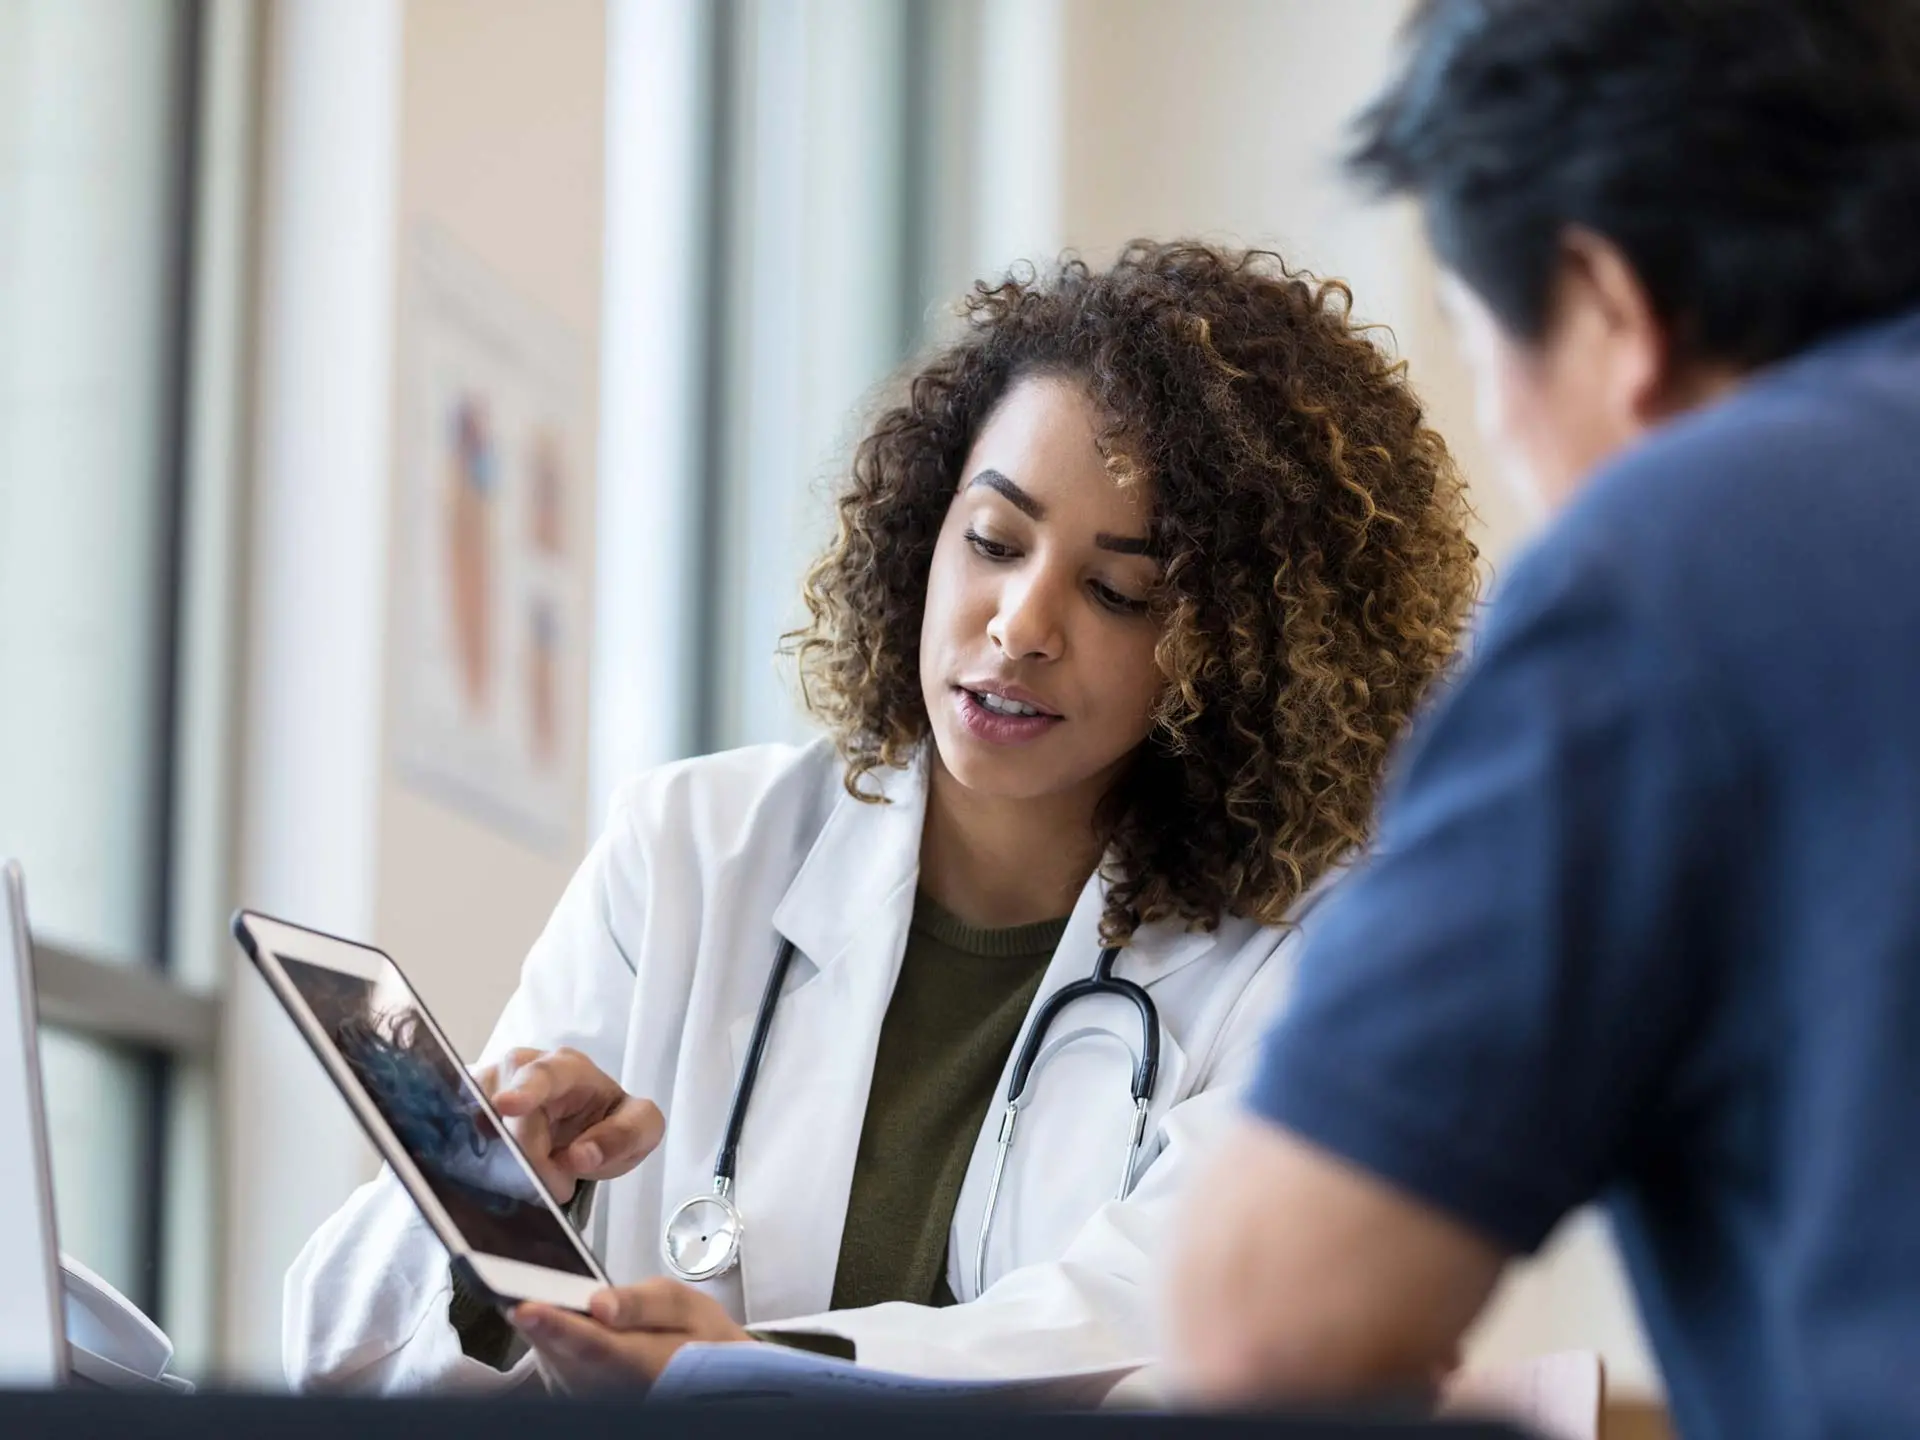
[1249,531,1742,1254]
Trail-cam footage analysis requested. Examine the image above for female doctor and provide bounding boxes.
[285,242,1479,1393]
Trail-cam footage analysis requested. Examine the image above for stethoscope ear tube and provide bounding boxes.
[973,1103,1020,1299]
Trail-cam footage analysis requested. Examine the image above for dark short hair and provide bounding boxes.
[1349,0,1920,367]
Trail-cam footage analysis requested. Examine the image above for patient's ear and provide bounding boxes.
[1554,229,1670,429]
[1555,228,1740,430]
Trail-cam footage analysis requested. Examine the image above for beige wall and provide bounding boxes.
[1057,0,1529,563]
[1052,0,1656,1396]
[225,0,605,1380]
[372,0,605,1058]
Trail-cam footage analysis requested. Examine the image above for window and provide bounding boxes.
[0,0,246,1373]
[598,0,941,766]
[597,0,1047,764]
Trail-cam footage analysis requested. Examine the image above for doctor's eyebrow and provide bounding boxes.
[968,468,1155,555]
[969,468,1043,518]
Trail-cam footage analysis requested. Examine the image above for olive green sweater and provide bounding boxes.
[829,892,1065,1311]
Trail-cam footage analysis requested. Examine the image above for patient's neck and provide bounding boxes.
[918,752,1103,930]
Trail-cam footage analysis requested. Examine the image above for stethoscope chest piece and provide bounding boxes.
[662,1179,743,1282]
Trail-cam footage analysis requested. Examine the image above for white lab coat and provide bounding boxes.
[284,738,1318,1394]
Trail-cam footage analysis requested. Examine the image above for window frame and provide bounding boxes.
[19,0,259,1372]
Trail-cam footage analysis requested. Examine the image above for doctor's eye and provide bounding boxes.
[965,529,1018,562]
[1090,580,1151,617]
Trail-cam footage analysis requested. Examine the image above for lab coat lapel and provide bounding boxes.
[726,754,928,1324]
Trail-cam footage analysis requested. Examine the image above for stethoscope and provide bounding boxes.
[661,935,1160,1296]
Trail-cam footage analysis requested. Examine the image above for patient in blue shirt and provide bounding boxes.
[1257,304,1920,1436]
[1170,4,1920,1436]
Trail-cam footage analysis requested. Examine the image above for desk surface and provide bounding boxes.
[0,1391,1525,1439]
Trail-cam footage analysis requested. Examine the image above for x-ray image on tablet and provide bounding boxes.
[234,911,607,1311]
[279,956,591,1274]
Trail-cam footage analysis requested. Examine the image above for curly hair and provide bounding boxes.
[788,241,1479,943]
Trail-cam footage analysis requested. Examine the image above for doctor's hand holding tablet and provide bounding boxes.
[274,242,1483,1398]
[482,1051,759,1384]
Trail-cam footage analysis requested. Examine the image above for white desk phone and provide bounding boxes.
[59,1251,192,1392]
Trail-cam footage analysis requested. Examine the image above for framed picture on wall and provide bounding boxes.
[391,228,591,855]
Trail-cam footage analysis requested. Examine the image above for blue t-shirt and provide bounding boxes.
[1249,306,1920,1440]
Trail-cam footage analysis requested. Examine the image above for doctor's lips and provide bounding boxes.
[953,681,1064,744]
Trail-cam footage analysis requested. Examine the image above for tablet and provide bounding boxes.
[232,910,609,1311]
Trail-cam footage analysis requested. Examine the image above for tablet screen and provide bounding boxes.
[278,955,595,1278]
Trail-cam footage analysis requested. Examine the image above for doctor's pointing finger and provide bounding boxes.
[479,1047,664,1201]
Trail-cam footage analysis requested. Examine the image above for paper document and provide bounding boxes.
[649,1342,1139,1407]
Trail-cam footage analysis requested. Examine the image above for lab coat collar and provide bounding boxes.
[769,744,1225,989]
[1107,908,1218,988]
[769,748,928,975]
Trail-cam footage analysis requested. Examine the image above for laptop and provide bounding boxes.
[0,860,67,1385]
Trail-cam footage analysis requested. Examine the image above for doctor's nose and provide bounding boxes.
[986,575,1067,662]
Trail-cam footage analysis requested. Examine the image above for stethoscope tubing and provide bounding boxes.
[1007,947,1157,1105]
[714,937,800,1184]
[972,946,1154,1295]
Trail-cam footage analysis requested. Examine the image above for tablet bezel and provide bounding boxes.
[232,910,608,1312]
